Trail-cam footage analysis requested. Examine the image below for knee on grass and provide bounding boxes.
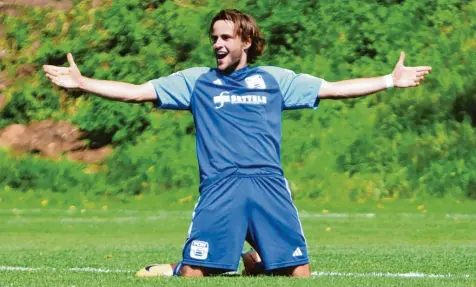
[272,264,311,277]
[179,265,229,277]
[178,263,311,278]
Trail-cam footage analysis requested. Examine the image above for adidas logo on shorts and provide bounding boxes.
[292,247,303,257]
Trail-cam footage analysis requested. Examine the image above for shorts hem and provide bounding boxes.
[181,260,237,272]
[264,258,309,271]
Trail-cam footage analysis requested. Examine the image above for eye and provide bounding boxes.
[211,36,218,43]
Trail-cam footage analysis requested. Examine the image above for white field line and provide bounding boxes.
[445,214,476,219]
[312,271,471,278]
[0,266,471,279]
[0,266,130,273]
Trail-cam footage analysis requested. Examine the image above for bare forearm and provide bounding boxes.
[319,76,389,99]
[318,52,432,100]
[43,54,157,103]
[78,76,154,103]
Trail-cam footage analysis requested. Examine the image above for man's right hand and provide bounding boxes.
[43,53,156,103]
[43,53,82,89]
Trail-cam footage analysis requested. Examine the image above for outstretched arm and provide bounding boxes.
[43,53,157,104]
[319,52,432,100]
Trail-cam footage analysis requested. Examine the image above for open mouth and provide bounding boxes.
[216,51,228,60]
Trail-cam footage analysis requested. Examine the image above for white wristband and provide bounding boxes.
[384,74,394,89]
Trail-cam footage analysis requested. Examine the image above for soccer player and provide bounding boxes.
[43,9,431,277]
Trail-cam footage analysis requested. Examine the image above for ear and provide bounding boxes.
[243,38,252,50]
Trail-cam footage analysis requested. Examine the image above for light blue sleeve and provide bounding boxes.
[260,66,324,110]
[149,67,210,110]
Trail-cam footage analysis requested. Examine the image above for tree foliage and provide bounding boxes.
[0,0,475,200]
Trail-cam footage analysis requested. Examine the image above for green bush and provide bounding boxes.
[0,150,95,193]
[0,0,474,200]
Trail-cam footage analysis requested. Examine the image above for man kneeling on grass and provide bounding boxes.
[44,9,431,277]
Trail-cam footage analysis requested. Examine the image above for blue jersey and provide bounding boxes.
[150,66,323,184]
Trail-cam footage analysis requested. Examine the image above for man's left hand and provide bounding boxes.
[392,51,432,88]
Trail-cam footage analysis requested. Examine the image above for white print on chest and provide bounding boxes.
[245,74,266,89]
[213,91,267,109]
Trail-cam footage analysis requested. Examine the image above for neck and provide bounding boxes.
[221,54,248,75]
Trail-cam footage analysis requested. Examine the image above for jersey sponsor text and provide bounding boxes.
[214,91,267,109]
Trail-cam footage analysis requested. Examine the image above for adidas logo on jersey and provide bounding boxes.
[292,247,303,257]
[213,91,267,109]
[213,78,223,86]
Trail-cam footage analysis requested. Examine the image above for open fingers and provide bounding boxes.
[50,76,68,87]
[44,72,63,86]
[413,66,432,72]
[51,77,60,86]
[45,73,54,81]
[43,65,70,76]
[416,71,429,77]
[45,73,59,85]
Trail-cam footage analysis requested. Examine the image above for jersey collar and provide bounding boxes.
[218,65,250,78]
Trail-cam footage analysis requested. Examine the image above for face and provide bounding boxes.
[211,20,251,73]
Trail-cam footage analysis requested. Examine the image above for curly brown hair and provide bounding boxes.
[209,9,266,64]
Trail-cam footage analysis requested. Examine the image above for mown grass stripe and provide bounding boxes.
[311,271,471,278]
[0,266,131,273]
[0,266,471,278]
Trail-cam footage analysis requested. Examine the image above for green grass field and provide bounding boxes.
[0,198,475,287]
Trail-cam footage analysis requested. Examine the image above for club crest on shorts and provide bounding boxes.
[245,74,266,89]
[190,240,209,260]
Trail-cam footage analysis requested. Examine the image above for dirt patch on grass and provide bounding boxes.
[0,120,113,163]
[0,95,5,110]
[0,1,111,163]
[1,0,73,10]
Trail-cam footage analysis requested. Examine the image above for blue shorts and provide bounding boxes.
[180,168,308,271]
